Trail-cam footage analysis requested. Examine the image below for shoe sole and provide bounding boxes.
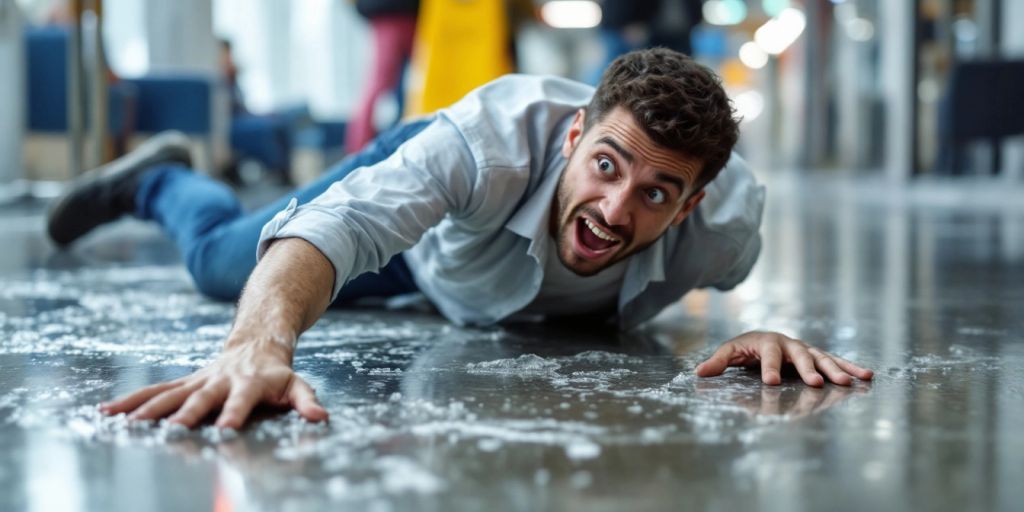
[46,132,194,246]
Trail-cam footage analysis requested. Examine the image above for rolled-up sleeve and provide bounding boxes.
[701,153,766,291]
[257,118,478,300]
[711,231,762,291]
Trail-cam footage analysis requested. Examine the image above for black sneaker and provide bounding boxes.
[46,131,193,247]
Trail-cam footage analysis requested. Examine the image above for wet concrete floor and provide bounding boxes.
[1,175,1022,511]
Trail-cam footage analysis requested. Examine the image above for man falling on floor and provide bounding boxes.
[47,48,873,429]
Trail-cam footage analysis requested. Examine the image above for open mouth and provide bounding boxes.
[574,216,622,259]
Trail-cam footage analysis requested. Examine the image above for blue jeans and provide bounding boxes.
[134,119,433,304]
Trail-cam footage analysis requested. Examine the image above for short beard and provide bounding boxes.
[550,164,665,277]
[550,165,630,277]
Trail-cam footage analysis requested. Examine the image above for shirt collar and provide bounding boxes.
[504,113,574,261]
[504,159,562,263]
[620,235,667,308]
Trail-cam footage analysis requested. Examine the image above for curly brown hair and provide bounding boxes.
[586,48,740,190]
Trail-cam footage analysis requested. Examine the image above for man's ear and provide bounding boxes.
[561,109,586,158]
[672,189,706,226]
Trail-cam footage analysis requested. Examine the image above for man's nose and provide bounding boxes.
[600,187,632,227]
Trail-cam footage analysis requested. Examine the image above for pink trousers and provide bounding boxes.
[345,15,418,154]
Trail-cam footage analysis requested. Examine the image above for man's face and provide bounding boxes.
[550,107,706,276]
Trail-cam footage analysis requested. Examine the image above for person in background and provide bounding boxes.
[506,0,540,70]
[219,38,248,117]
[344,0,420,155]
[218,38,300,185]
[589,0,703,84]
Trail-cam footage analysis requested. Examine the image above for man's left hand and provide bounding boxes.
[695,331,874,387]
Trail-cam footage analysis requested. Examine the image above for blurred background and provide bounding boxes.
[1,6,1023,510]
[0,0,1022,197]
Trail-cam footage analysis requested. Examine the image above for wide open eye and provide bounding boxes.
[646,188,667,205]
[597,157,616,176]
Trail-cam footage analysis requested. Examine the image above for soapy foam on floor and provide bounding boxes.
[3,264,1021,502]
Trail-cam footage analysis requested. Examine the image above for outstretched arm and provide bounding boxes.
[104,118,478,427]
[101,237,334,428]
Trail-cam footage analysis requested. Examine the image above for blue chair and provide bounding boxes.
[25,26,220,171]
[25,26,136,136]
[122,74,216,136]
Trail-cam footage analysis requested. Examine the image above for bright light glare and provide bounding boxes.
[952,18,977,42]
[845,18,875,41]
[117,38,149,77]
[833,2,857,23]
[762,0,789,17]
[754,7,806,55]
[541,1,602,29]
[738,42,768,69]
[733,90,765,122]
[703,0,748,26]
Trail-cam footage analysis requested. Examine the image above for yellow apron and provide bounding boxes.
[405,0,513,117]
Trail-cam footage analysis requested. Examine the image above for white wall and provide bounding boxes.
[1001,0,1024,182]
[0,0,24,184]
[97,0,371,119]
[880,0,914,182]
[104,0,148,76]
[145,0,218,73]
[214,0,369,118]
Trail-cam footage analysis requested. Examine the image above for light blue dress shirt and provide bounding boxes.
[257,75,765,330]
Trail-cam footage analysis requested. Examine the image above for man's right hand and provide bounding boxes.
[103,238,337,429]
[100,336,328,429]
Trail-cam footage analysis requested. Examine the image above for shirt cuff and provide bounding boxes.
[256,197,355,301]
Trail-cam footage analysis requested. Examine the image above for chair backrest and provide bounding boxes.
[25,25,213,136]
[124,74,213,135]
[24,26,67,133]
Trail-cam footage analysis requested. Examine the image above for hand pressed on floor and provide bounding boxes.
[99,337,328,429]
[99,238,336,429]
[695,331,874,387]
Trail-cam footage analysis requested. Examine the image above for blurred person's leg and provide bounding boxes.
[344,15,418,154]
[138,118,431,301]
[44,120,428,304]
[588,28,636,85]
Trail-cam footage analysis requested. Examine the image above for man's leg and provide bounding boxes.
[137,118,433,301]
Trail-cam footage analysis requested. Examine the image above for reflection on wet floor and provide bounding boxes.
[1,176,1023,511]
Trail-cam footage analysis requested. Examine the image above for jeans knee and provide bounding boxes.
[184,239,250,301]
